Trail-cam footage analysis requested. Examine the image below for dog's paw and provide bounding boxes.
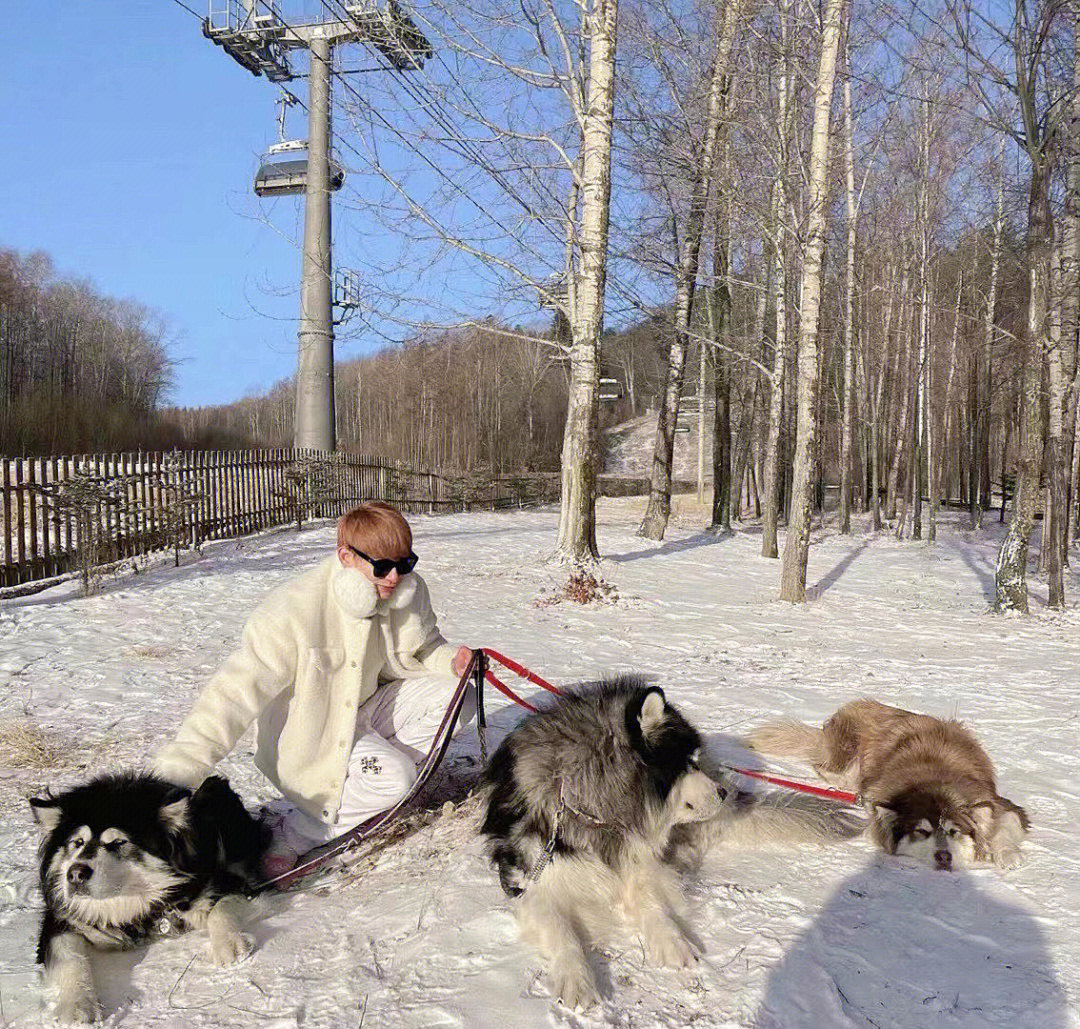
[549,959,599,1010]
[644,927,699,968]
[54,994,100,1024]
[210,930,255,966]
[993,846,1025,871]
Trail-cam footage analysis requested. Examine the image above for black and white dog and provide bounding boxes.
[480,678,725,1009]
[30,772,270,1023]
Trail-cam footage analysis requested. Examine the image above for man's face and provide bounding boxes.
[337,543,403,599]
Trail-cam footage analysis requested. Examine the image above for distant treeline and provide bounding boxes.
[161,320,673,473]
[0,249,176,456]
[0,242,674,470]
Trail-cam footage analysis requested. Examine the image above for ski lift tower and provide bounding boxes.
[202,1,432,452]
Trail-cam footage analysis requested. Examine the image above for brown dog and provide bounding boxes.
[748,699,1029,871]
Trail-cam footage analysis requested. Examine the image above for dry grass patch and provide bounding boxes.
[0,720,68,770]
[125,644,174,660]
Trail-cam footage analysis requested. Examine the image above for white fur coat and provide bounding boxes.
[153,556,458,825]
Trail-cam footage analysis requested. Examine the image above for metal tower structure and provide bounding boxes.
[203,1,432,452]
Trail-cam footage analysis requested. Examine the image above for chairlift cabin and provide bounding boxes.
[254,140,346,197]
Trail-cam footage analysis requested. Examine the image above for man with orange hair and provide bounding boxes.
[154,502,474,876]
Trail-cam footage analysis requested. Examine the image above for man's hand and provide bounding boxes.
[452,646,475,677]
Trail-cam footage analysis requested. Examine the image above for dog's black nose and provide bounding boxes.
[67,863,93,885]
[934,849,952,870]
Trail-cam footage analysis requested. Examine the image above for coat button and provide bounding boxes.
[322,809,329,817]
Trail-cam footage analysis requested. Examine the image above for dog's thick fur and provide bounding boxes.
[30,772,270,1023]
[479,677,724,1009]
[749,698,1029,871]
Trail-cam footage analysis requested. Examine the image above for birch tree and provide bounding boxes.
[557,0,619,563]
[761,0,793,558]
[778,0,847,602]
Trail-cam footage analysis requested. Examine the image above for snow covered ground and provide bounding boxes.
[1,499,1077,1028]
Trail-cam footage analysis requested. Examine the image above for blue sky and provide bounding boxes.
[1,1,495,408]
[2,2,668,410]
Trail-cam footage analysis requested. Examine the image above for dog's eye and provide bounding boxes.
[104,839,125,854]
[684,801,695,811]
[912,828,931,840]
[946,827,960,839]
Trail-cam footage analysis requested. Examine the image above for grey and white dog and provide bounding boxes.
[749,698,1030,871]
[479,677,724,1009]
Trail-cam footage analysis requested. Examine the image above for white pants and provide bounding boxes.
[281,673,474,848]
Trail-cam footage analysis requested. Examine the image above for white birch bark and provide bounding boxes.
[761,0,791,559]
[556,0,618,564]
[839,37,856,535]
[778,0,846,602]
[975,166,1004,528]
[995,159,1050,613]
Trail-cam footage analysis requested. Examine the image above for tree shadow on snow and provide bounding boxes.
[605,530,730,564]
[755,861,1068,1029]
[953,541,998,603]
[808,541,870,598]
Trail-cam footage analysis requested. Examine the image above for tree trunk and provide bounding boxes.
[1064,5,1080,551]
[778,0,846,602]
[979,167,1005,523]
[761,0,791,559]
[640,0,742,540]
[839,37,856,535]
[913,110,931,541]
[995,160,1050,612]
[732,381,759,522]
[696,340,708,505]
[556,0,619,564]
[886,274,912,522]
[710,142,734,532]
[934,273,963,540]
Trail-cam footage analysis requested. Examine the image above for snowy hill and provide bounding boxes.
[1,501,1077,1027]
[603,409,711,481]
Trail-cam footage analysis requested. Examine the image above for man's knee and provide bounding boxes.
[357,748,417,799]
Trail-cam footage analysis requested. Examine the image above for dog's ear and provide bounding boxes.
[160,791,190,833]
[873,802,899,832]
[638,688,667,735]
[966,801,994,838]
[29,794,63,832]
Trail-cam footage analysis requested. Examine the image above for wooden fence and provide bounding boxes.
[0,450,568,589]
[0,449,698,590]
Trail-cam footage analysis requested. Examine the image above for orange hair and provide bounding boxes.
[337,502,412,557]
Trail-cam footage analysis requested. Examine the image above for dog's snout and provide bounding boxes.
[934,849,952,870]
[67,862,93,885]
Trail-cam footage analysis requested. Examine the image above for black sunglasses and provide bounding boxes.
[347,545,418,579]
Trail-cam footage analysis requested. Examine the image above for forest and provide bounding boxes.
[2,0,1076,612]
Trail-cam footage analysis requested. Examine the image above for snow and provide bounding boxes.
[1,499,1077,1028]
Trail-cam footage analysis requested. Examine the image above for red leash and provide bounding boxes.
[481,647,563,713]
[718,764,860,806]
[478,653,858,808]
